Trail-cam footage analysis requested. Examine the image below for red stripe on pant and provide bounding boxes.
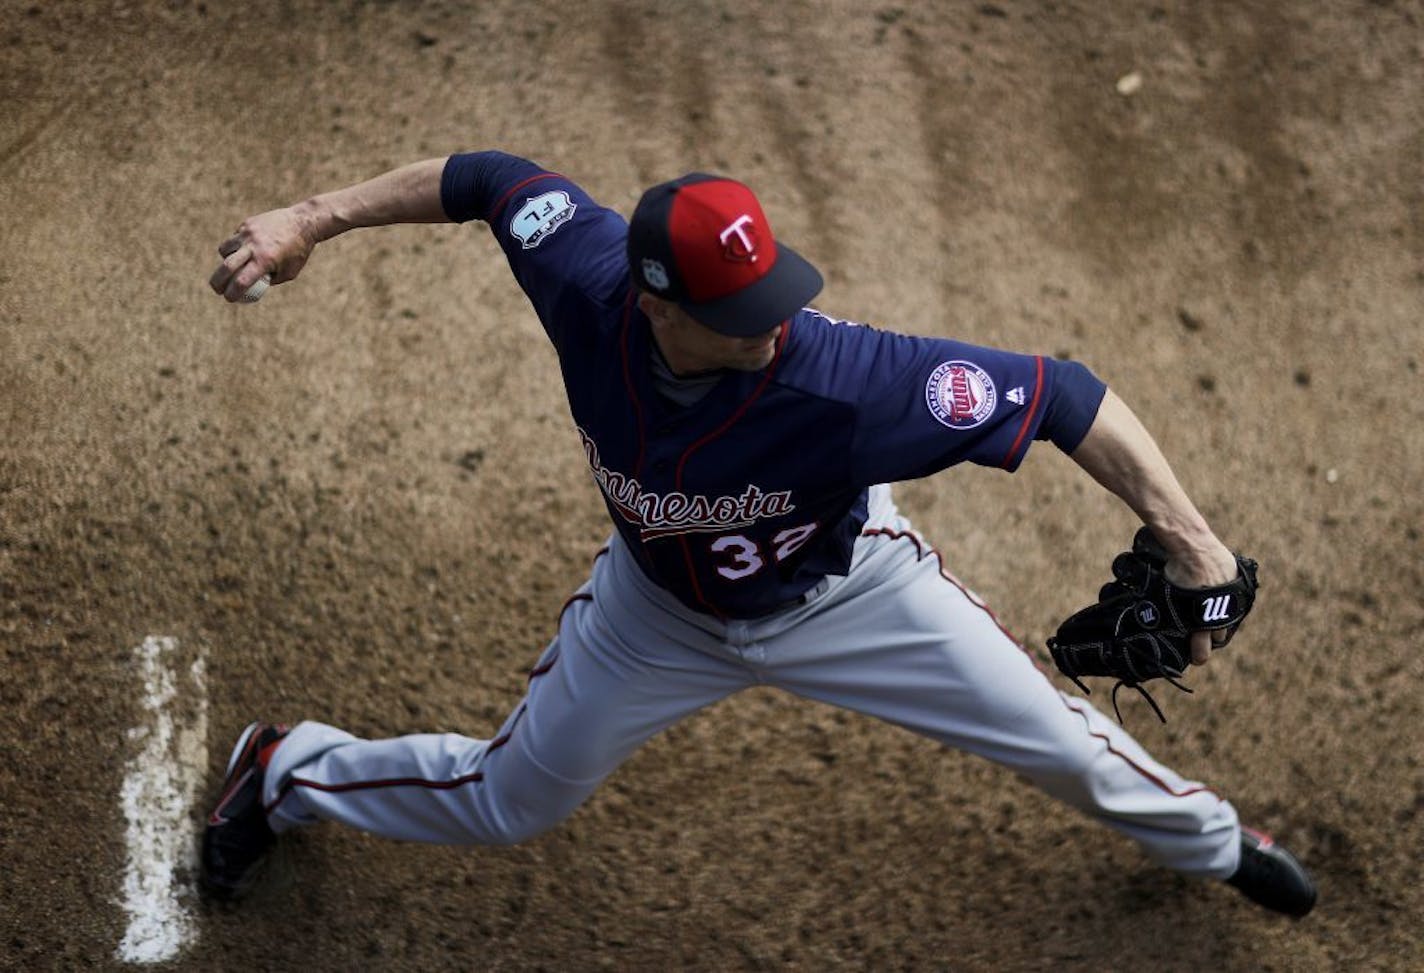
[265,593,592,815]
[860,527,1218,801]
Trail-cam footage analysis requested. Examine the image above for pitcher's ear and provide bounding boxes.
[637,291,670,322]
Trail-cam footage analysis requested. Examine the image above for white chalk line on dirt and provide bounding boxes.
[115,636,209,965]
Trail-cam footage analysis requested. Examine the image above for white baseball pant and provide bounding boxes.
[263,485,1240,878]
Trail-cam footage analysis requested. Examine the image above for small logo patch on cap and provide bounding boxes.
[642,258,670,291]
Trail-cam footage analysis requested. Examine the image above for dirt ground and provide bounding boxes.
[3,0,1422,969]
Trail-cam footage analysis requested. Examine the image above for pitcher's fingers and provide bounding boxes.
[209,244,251,295]
[224,261,269,303]
[1189,630,1213,666]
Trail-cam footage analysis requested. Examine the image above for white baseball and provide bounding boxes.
[240,273,272,304]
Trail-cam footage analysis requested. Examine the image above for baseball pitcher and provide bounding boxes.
[201,152,1315,918]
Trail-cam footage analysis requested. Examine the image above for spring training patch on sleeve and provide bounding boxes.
[510,190,578,249]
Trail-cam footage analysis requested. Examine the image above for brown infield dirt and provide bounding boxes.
[3,1,1422,970]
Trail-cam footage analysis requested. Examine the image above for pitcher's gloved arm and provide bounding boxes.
[210,156,449,302]
[1068,388,1238,665]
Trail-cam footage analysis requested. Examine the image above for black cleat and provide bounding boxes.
[1226,826,1317,917]
[201,722,289,901]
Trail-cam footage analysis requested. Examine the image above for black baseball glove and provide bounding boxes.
[1047,527,1259,723]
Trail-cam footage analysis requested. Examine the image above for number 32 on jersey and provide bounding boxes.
[709,523,819,580]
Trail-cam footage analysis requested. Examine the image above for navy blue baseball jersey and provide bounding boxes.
[441,152,1107,618]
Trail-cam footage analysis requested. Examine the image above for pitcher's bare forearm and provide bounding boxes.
[1070,389,1232,582]
[297,157,450,243]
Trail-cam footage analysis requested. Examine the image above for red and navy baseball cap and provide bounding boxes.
[627,174,823,337]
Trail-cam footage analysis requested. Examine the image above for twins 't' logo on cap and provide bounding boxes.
[719,214,759,263]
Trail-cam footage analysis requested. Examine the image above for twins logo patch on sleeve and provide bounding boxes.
[511,190,577,249]
[925,360,997,429]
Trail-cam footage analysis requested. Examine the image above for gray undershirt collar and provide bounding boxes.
[650,342,724,408]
